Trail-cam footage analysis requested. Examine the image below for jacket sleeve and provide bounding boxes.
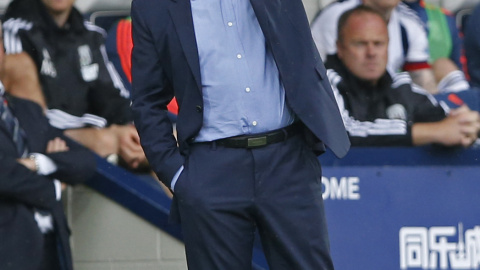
[30,99,98,185]
[17,97,97,186]
[130,0,184,187]
[0,155,57,209]
[45,137,97,185]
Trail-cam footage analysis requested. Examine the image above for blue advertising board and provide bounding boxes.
[320,147,480,270]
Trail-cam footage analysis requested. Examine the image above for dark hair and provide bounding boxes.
[337,5,387,43]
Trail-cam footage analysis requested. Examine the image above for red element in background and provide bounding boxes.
[116,19,179,115]
[447,93,464,106]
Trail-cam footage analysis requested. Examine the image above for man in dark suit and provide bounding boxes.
[0,22,96,270]
[131,0,350,269]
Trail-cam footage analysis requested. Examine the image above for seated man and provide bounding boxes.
[2,0,146,169]
[327,5,480,147]
[0,22,96,269]
[311,0,438,94]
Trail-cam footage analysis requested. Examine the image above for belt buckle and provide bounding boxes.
[247,136,267,148]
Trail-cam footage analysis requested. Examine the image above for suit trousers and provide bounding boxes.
[174,134,334,270]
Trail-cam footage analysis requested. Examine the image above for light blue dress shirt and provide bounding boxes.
[172,0,295,190]
[191,0,294,142]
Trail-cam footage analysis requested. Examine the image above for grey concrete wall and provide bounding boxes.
[66,186,187,270]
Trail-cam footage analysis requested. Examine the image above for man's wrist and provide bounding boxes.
[29,153,58,175]
[28,154,40,172]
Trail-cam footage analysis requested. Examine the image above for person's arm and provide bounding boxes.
[130,0,184,187]
[0,155,57,209]
[2,18,47,107]
[44,138,97,185]
[412,105,480,146]
[108,124,146,169]
[19,97,97,185]
[408,69,438,94]
[1,52,47,109]
[401,12,438,93]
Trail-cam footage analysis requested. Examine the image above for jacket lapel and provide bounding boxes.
[169,0,202,92]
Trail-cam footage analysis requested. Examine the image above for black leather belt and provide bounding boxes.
[211,122,301,149]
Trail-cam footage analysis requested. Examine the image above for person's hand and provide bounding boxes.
[449,105,480,146]
[17,157,36,171]
[46,137,69,153]
[437,105,480,147]
[111,124,147,169]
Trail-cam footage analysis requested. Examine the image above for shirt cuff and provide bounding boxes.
[170,165,184,192]
[31,153,58,176]
[53,179,62,201]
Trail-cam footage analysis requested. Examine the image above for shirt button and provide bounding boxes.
[245,87,251,93]
[196,105,203,112]
[252,121,257,126]
[227,22,233,27]
[236,54,242,59]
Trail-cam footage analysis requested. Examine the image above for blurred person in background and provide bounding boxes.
[311,0,440,94]
[2,0,147,170]
[403,0,463,69]
[402,0,472,93]
[326,5,480,147]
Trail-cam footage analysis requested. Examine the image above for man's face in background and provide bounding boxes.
[337,11,389,85]
[41,0,75,15]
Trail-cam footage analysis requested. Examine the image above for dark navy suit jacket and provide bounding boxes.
[0,95,96,270]
[131,0,350,187]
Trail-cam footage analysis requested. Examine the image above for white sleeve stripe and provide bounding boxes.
[4,31,23,54]
[84,21,107,38]
[391,72,412,87]
[3,18,33,54]
[46,109,107,129]
[437,70,470,93]
[439,101,451,114]
[99,44,130,98]
[328,69,408,138]
[397,2,426,28]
